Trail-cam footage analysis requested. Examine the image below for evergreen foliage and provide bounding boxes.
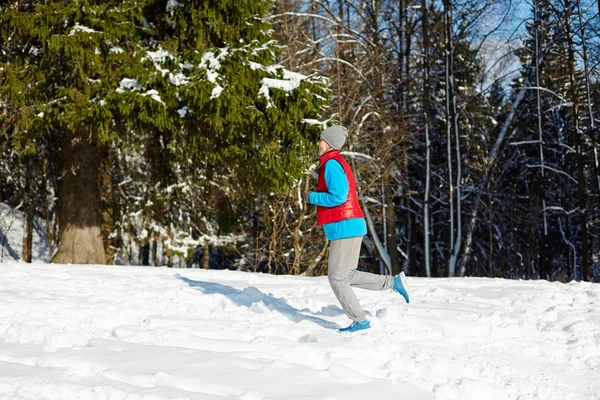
[0,0,329,264]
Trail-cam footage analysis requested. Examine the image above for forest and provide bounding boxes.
[1,0,599,282]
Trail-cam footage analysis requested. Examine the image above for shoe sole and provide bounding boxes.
[338,322,371,333]
[338,327,371,334]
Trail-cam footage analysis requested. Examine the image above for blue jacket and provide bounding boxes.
[308,159,367,241]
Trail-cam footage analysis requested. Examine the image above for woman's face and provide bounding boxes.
[318,139,331,156]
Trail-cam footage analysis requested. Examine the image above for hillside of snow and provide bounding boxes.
[0,263,599,399]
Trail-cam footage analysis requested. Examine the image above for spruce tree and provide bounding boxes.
[0,0,328,264]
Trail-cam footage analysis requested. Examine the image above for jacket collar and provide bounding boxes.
[319,149,340,164]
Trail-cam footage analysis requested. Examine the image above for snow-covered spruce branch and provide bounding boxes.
[525,164,578,184]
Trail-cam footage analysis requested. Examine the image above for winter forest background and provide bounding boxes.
[1,0,599,283]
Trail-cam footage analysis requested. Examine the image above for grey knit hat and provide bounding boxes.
[320,125,348,150]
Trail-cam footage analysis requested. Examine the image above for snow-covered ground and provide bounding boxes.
[0,263,599,400]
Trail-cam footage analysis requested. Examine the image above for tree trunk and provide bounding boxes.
[203,239,210,269]
[22,196,34,263]
[421,0,432,277]
[487,182,494,277]
[51,132,106,265]
[534,0,549,280]
[565,2,590,281]
[576,0,599,192]
[99,145,116,264]
[152,233,159,266]
[42,154,54,258]
[22,161,34,263]
[384,169,401,275]
[399,0,412,275]
[443,0,455,276]
[141,241,150,265]
[363,202,392,273]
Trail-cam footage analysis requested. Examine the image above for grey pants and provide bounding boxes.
[328,236,393,322]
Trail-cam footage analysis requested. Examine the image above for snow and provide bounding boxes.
[166,0,183,11]
[109,46,124,54]
[210,85,224,99]
[199,49,230,99]
[200,49,229,71]
[119,78,139,91]
[143,48,178,78]
[177,106,189,118]
[68,23,100,36]
[141,89,165,105]
[301,118,327,126]
[0,261,598,399]
[169,72,189,87]
[260,77,300,92]
[258,73,305,108]
[144,49,175,65]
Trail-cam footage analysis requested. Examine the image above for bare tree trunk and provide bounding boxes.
[444,0,462,277]
[141,240,150,266]
[534,0,550,280]
[152,233,159,266]
[363,202,392,273]
[487,182,494,277]
[565,1,590,281]
[166,228,174,268]
[384,169,400,275]
[421,0,432,277]
[52,132,106,265]
[450,8,462,278]
[576,0,599,192]
[443,0,455,276]
[399,0,413,275]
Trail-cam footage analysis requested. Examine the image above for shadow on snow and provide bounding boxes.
[0,230,20,261]
[174,274,342,330]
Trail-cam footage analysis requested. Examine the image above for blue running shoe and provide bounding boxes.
[393,272,410,304]
[339,320,371,333]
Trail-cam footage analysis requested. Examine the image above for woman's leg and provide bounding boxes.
[328,236,366,322]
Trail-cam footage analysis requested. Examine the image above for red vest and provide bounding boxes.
[316,151,365,226]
